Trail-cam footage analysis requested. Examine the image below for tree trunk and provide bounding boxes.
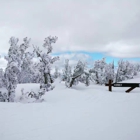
[95,72,99,84]
[69,75,81,87]
[44,73,48,84]
[48,73,53,83]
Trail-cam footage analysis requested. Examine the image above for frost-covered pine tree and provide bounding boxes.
[33,36,59,92]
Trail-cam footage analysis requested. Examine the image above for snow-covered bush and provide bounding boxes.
[18,88,45,103]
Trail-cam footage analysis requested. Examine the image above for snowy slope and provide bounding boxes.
[0,77,140,140]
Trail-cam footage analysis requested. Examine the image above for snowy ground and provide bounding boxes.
[0,77,140,140]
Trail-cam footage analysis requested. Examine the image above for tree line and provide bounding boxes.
[0,36,140,102]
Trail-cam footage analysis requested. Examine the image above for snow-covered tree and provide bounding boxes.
[16,37,36,83]
[61,59,72,82]
[0,63,8,102]
[33,36,59,92]
[63,60,94,87]
[4,37,22,102]
[0,91,8,102]
[65,60,86,87]
[78,71,91,86]
[115,60,134,82]
[3,36,34,102]
[136,63,140,72]
[53,66,60,79]
[30,62,42,83]
[0,68,5,88]
[89,58,107,85]
[75,61,92,86]
[133,63,140,75]
[104,61,115,83]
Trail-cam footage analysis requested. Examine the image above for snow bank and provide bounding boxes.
[0,77,140,140]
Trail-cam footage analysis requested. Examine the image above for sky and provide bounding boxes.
[0,0,140,69]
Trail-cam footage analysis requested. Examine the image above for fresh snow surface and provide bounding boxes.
[0,77,140,140]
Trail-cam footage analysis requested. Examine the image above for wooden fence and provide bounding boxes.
[105,80,140,93]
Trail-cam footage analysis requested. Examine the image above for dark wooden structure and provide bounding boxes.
[105,80,140,93]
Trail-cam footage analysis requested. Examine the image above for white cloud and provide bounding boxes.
[52,53,94,71]
[0,0,140,58]
[104,41,140,58]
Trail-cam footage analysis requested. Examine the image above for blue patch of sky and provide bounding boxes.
[52,51,140,67]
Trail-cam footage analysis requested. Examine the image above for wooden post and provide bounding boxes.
[125,87,136,93]
[109,80,112,92]
[105,80,113,92]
